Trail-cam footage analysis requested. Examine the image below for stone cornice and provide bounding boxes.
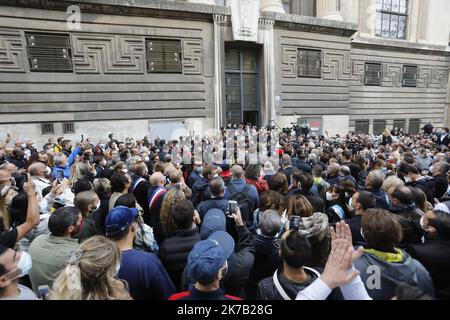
[353,36,450,56]
[0,0,358,37]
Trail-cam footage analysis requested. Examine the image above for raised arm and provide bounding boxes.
[16,175,40,241]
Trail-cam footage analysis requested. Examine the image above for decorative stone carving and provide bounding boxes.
[0,28,26,73]
[182,39,203,75]
[72,34,145,74]
[417,67,449,89]
[381,64,402,87]
[281,46,297,78]
[322,51,352,80]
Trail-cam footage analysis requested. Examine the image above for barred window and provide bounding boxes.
[146,39,182,73]
[355,120,369,134]
[364,63,382,86]
[297,49,322,78]
[408,119,421,134]
[375,0,408,39]
[41,123,55,135]
[373,120,387,135]
[62,122,75,134]
[393,119,406,130]
[402,65,418,87]
[26,33,73,72]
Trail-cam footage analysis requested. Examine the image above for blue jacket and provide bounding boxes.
[52,147,81,180]
[118,249,176,300]
[224,179,259,209]
[369,188,389,210]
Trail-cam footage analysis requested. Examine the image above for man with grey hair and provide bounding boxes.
[281,154,296,186]
[197,177,229,219]
[326,162,340,186]
[365,170,389,209]
[52,143,82,180]
[245,210,283,299]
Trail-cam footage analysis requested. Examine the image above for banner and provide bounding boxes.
[230,0,260,42]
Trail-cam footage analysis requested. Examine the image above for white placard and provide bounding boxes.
[230,0,260,42]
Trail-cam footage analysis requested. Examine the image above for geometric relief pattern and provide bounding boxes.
[351,60,366,84]
[381,64,402,87]
[0,28,26,72]
[182,38,203,75]
[282,46,297,78]
[417,67,449,89]
[323,51,352,80]
[72,34,145,74]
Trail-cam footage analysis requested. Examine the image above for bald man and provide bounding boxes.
[28,162,51,197]
[74,191,101,243]
[146,172,168,243]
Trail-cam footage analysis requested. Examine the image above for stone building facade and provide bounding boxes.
[0,0,448,145]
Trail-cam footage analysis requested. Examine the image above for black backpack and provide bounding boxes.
[228,183,254,227]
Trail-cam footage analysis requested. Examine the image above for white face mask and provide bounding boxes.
[45,166,52,176]
[21,143,26,149]
[144,156,150,162]
[404,176,412,183]
[348,197,354,211]
[326,192,336,201]
[420,216,433,233]
[115,263,121,275]
[121,168,128,174]
[17,251,33,278]
[92,201,101,212]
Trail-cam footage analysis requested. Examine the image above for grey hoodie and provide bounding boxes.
[354,249,434,300]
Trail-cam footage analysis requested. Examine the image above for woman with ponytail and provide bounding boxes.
[49,235,132,300]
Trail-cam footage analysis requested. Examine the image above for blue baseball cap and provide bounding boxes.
[187,231,234,285]
[105,206,139,237]
[200,209,226,240]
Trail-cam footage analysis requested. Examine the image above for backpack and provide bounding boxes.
[228,183,254,227]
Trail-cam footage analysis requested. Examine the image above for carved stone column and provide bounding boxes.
[259,18,276,126]
[260,0,285,13]
[213,14,228,129]
[316,0,343,21]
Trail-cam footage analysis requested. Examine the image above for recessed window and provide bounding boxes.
[297,49,322,78]
[146,39,182,73]
[364,63,382,86]
[393,119,406,130]
[26,33,73,72]
[408,119,421,134]
[282,0,292,14]
[355,120,369,134]
[62,122,75,134]
[375,0,408,39]
[41,123,55,135]
[402,65,418,87]
[373,120,387,135]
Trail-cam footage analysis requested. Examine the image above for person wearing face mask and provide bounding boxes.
[93,155,112,179]
[0,245,37,300]
[51,141,81,181]
[187,160,204,189]
[27,206,81,295]
[405,210,450,299]
[402,164,435,204]
[28,162,51,197]
[7,149,27,170]
[74,190,102,243]
[106,206,175,300]
[387,186,423,246]
[340,191,376,246]
[169,231,240,300]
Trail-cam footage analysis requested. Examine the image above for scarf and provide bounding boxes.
[365,248,404,263]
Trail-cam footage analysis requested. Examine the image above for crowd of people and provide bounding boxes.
[0,122,449,300]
